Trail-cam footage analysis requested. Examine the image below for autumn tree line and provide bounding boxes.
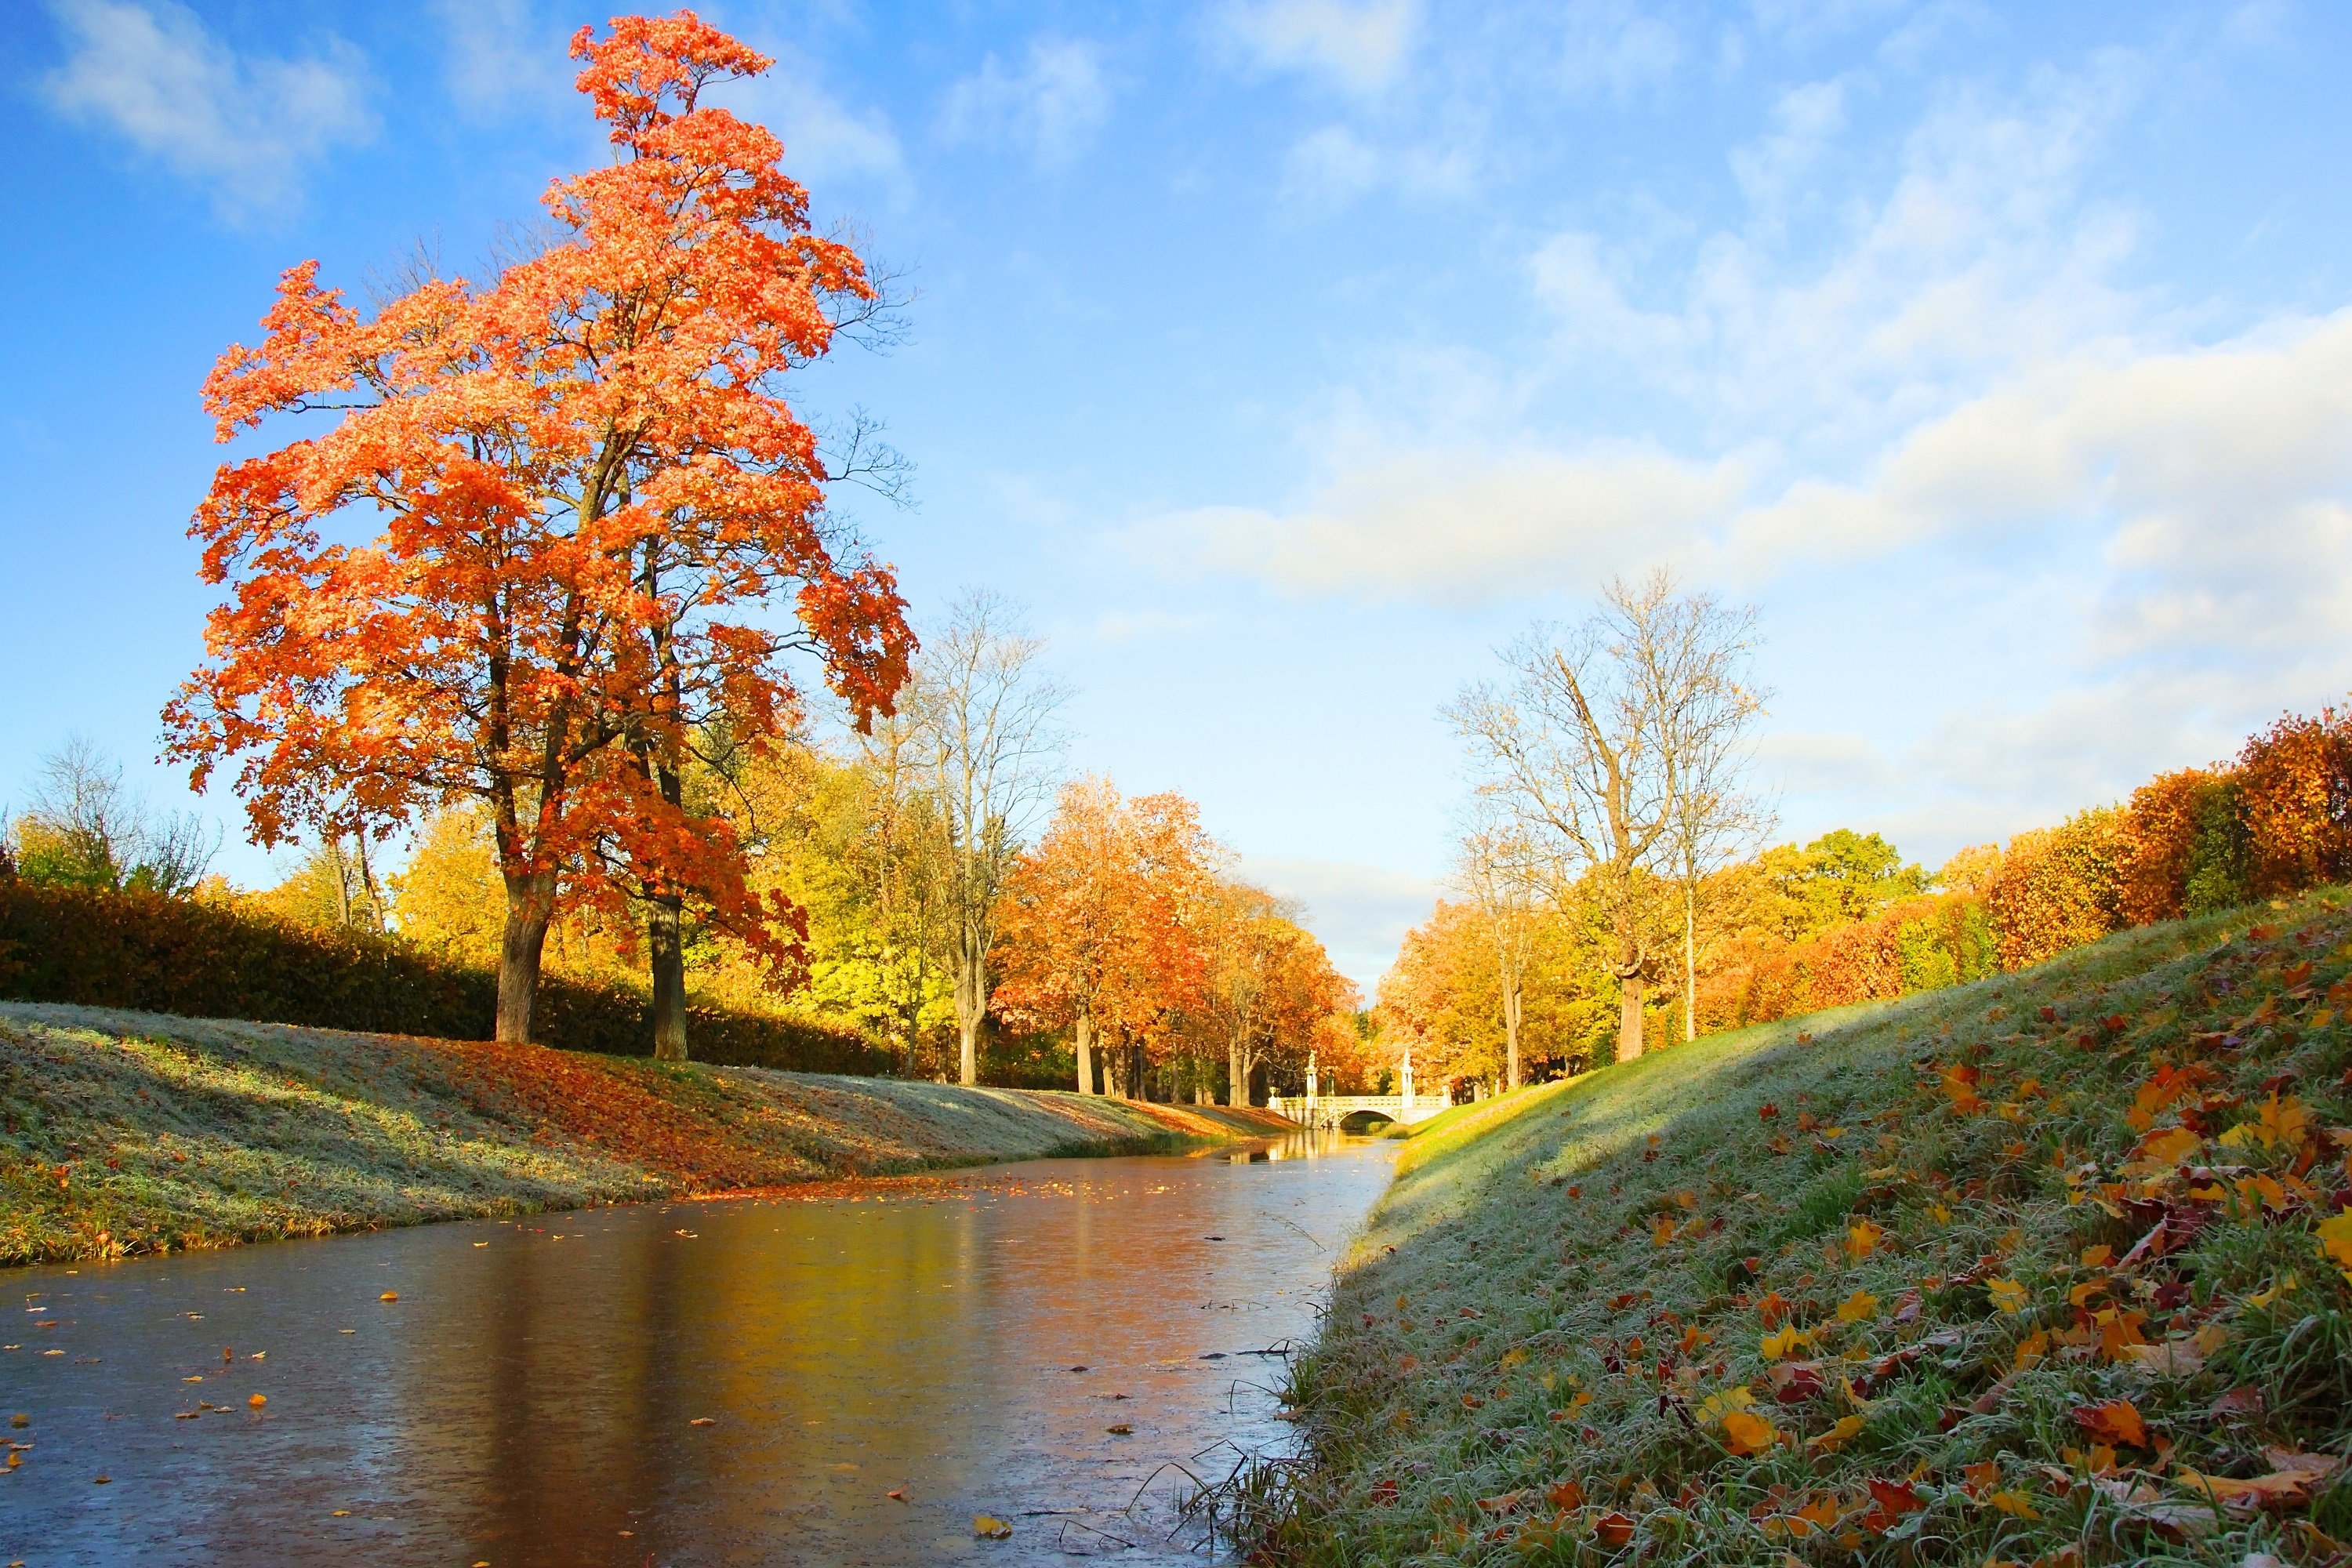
[1380,574,2352,1094]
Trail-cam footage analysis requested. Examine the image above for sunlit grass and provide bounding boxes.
[0,1003,1287,1265]
[1251,892,2352,1566]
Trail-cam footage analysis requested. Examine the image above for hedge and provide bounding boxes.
[0,880,888,1074]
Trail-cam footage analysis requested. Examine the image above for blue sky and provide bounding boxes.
[7,0,2352,993]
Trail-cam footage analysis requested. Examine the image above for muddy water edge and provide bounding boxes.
[3,1134,1393,1566]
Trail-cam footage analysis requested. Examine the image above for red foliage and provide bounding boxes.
[2118,769,2222,925]
[2236,706,2352,896]
[163,13,913,1035]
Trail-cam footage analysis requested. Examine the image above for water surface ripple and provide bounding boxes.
[3,1134,1392,1566]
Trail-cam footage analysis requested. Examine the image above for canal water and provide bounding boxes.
[2,1134,1392,1566]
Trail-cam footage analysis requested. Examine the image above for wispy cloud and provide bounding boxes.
[430,0,568,122]
[1243,855,1444,996]
[1218,0,1421,93]
[940,38,1111,168]
[42,0,373,216]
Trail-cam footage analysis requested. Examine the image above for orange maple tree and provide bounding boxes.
[995,779,1215,1095]
[165,12,913,1047]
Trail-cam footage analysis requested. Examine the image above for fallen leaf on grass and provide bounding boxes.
[1835,1290,1878,1323]
[1987,1278,2031,1313]
[1591,1511,1636,1548]
[974,1515,1013,1540]
[1721,1410,1778,1455]
[1806,1415,1865,1454]
[2091,1477,2215,1539]
[1367,1479,1399,1506]
[1546,1479,1584,1509]
[2317,1211,2352,1279]
[1860,1479,1924,1534]
[1696,1386,1754,1425]
[2176,1451,2345,1512]
[2074,1399,2147,1450]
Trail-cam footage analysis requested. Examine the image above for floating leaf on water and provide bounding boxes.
[974,1515,1013,1540]
[887,1488,906,1501]
[1106,1424,1132,1435]
[247,1394,267,1408]
[688,1417,716,1427]
[379,1291,397,1303]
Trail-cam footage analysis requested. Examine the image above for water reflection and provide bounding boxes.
[2,1133,1389,1566]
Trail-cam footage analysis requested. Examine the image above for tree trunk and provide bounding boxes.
[495,869,557,1044]
[953,946,984,1087]
[1105,1044,1126,1099]
[1227,1038,1247,1108]
[1503,975,1523,1090]
[648,891,687,1061]
[648,750,690,1062]
[1616,965,1644,1063]
[1682,882,1697,1044]
[1074,1013,1095,1095]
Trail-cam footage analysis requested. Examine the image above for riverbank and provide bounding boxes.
[1261,890,2352,1565]
[0,1002,1292,1266]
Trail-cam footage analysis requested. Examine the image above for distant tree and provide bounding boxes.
[9,736,218,897]
[1454,816,1541,1088]
[908,593,1068,1085]
[996,778,1215,1096]
[165,14,913,1047]
[1449,572,1756,1065]
[1197,883,1354,1105]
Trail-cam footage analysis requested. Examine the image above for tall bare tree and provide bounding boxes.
[910,592,1067,1085]
[1635,591,1772,1042]
[1448,572,1763,1065]
[1454,813,1541,1089]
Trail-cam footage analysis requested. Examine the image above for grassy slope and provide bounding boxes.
[0,1003,1291,1266]
[1269,893,2352,1566]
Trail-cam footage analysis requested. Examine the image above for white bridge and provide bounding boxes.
[1266,1092,1454,1132]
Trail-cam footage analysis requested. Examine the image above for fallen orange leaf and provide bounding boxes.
[2073,1399,2147,1450]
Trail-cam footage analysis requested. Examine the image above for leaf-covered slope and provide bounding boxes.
[1272,893,2352,1566]
[0,1003,1289,1265]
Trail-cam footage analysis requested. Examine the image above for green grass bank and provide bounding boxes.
[0,1002,1292,1267]
[1260,892,2352,1566]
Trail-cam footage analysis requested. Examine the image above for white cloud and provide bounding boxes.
[1727,76,1849,209]
[42,0,373,215]
[1722,312,2352,664]
[1279,122,1476,207]
[940,38,1111,167]
[430,0,568,121]
[1530,57,2147,450]
[1558,0,1683,99]
[717,64,907,190]
[1242,855,1443,996]
[1219,0,1420,93]
[1138,444,1748,606]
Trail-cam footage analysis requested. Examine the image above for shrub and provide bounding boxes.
[2237,706,2352,896]
[1985,806,2125,968]
[0,880,884,1073]
[2119,767,2225,924]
